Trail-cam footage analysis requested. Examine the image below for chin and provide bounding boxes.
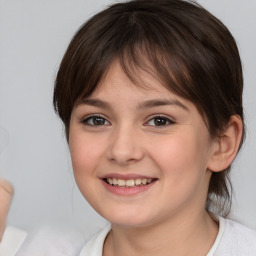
[101,208,157,229]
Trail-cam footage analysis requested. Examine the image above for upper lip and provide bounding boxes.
[99,173,157,180]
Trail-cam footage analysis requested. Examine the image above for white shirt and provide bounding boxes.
[0,227,27,256]
[79,216,256,256]
[16,226,85,256]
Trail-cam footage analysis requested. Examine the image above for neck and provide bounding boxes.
[103,210,218,256]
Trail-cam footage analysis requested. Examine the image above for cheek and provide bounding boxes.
[149,134,211,210]
[149,132,210,182]
[69,133,105,208]
[151,134,195,166]
[69,131,104,178]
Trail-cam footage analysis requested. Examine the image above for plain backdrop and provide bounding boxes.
[0,0,256,235]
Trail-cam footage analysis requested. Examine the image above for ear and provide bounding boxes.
[207,115,243,172]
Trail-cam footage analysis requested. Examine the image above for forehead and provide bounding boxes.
[92,59,175,98]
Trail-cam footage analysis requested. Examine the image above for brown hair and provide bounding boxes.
[53,0,244,215]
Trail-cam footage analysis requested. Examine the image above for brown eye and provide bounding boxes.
[147,116,174,127]
[154,117,168,126]
[82,115,110,126]
[92,117,105,125]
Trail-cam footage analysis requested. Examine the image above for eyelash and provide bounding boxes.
[82,114,110,126]
[81,114,175,127]
[145,115,175,127]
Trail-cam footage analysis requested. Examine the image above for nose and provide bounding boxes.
[107,124,144,165]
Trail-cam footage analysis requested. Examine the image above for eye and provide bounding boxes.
[82,115,110,126]
[146,115,175,127]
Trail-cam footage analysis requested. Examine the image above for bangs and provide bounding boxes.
[119,41,192,99]
[76,8,196,105]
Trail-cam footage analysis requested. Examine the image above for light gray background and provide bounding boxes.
[0,0,256,234]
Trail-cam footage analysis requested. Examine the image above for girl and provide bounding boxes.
[53,0,256,255]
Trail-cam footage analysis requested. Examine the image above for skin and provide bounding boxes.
[69,60,242,256]
[0,179,13,241]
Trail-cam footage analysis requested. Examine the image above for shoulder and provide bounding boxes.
[79,224,111,256]
[215,217,256,255]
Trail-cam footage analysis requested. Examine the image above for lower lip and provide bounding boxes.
[101,179,156,196]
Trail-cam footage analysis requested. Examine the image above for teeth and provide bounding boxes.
[126,179,135,187]
[106,178,154,187]
[142,178,147,185]
[107,178,113,185]
[118,179,126,186]
[135,178,142,185]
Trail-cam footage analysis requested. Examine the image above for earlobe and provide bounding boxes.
[207,115,243,173]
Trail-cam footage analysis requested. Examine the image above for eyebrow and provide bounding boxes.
[137,99,189,111]
[80,98,189,111]
[80,99,111,109]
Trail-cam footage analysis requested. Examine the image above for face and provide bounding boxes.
[69,60,216,228]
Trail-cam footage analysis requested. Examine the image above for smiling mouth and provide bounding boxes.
[103,178,156,187]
